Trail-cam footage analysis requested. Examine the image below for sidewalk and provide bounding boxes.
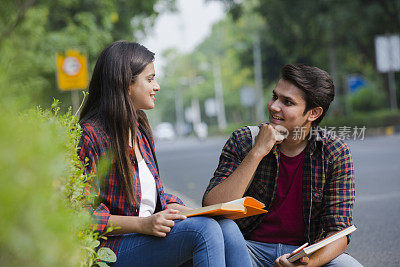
[164,185,200,209]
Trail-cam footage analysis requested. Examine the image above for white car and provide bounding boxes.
[154,122,176,141]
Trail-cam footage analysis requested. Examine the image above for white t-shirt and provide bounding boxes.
[138,159,157,217]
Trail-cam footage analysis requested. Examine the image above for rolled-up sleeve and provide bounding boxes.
[322,143,355,241]
[164,193,184,205]
[78,132,111,234]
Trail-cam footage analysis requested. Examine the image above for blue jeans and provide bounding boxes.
[113,217,252,267]
[246,240,363,267]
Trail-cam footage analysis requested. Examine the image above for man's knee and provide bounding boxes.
[325,253,363,267]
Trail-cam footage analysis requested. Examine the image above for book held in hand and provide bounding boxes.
[180,197,267,220]
[288,225,357,263]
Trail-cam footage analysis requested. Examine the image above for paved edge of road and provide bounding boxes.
[163,185,201,209]
[366,125,400,137]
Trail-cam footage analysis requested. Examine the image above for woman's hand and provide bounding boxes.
[274,254,309,267]
[167,203,194,213]
[141,209,186,237]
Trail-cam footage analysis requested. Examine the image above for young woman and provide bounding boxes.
[77,40,252,266]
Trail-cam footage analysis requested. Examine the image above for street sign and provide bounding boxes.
[56,49,89,90]
[374,34,399,110]
[347,75,367,93]
[375,35,400,73]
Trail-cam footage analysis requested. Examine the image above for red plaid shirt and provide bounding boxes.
[78,120,183,254]
[203,126,355,244]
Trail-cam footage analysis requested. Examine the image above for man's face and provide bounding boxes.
[267,79,313,137]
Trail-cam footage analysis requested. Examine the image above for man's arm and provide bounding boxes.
[203,124,278,205]
[307,233,347,266]
[274,232,347,267]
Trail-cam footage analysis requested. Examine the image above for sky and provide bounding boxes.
[141,0,225,76]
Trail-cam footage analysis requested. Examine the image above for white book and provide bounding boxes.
[288,225,357,263]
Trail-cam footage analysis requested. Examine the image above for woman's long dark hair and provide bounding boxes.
[80,40,155,205]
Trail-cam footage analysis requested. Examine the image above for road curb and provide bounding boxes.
[163,185,201,208]
[366,125,400,137]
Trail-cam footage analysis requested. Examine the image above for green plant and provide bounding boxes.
[0,96,117,266]
[51,96,118,266]
[350,87,386,112]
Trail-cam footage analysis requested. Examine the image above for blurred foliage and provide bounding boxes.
[156,0,400,132]
[350,87,386,112]
[0,103,82,266]
[0,0,175,111]
[322,109,400,129]
[0,97,118,266]
[156,7,263,127]
[216,0,400,111]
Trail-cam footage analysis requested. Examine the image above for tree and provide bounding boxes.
[0,0,176,110]
[213,0,400,110]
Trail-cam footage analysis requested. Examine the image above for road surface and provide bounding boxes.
[156,134,400,266]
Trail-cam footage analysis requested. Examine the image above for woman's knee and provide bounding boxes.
[217,219,246,246]
[217,218,242,237]
[177,217,224,244]
[190,217,223,235]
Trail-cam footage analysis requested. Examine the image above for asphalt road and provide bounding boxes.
[156,134,400,267]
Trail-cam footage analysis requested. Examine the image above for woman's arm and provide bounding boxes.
[106,209,187,237]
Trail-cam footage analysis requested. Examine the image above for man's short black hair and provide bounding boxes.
[281,64,335,126]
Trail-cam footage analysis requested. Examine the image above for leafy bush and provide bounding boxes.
[322,109,400,129]
[350,87,386,112]
[0,99,116,266]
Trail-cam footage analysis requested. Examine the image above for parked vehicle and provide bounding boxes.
[154,122,176,141]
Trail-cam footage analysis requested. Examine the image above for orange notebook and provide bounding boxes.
[180,197,267,220]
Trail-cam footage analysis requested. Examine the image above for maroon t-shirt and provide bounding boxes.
[248,149,306,245]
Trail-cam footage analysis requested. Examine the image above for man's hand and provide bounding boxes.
[274,125,289,142]
[141,209,186,237]
[274,254,309,267]
[252,124,286,158]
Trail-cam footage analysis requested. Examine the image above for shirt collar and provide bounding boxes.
[308,126,325,155]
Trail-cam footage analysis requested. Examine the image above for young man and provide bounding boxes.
[203,64,362,267]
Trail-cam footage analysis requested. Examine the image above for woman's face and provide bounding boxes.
[129,62,160,110]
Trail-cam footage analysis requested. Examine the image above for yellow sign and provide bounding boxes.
[56,50,89,90]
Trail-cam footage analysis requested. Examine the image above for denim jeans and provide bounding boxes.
[246,240,363,267]
[113,217,252,267]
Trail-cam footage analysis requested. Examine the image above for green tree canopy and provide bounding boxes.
[0,0,175,110]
